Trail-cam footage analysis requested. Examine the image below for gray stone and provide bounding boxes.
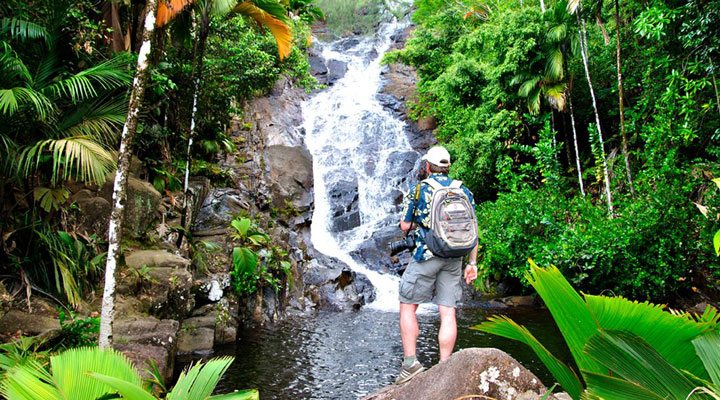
[177,326,214,354]
[68,191,111,238]
[114,316,179,381]
[363,348,546,400]
[193,273,230,304]
[125,250,191,269]
[192,188,250,232]
[102,174,161,239]
[304,256,376,311]
[326,59,348,84]
[265,145,313,209]
[0,310,59,336]
[327,177,360,232]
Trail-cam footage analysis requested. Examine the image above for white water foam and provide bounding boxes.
[303,19,417,313]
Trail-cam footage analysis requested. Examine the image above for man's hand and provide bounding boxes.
[464,264,477,284]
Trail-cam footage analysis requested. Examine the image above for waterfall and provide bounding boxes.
[303,20,414,313]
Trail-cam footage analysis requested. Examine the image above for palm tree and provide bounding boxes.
[0,346,259,399]
[99,0,160,349]
[613,0,634,195]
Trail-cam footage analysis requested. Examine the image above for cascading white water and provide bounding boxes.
[303,20,413,312]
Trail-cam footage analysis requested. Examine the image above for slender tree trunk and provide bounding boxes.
[711,60,720,114]
[614,0,634,195]
[568,95,585,196]
[177,5,211,248]
[540,0,545,13]
[578,14,613,215]
[99,0,158,349]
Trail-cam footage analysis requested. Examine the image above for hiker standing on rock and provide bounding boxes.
[395,145,479,385]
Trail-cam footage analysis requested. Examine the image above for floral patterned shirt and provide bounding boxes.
[401,174,475,261]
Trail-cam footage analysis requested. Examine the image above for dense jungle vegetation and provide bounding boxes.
[387,0,720,303]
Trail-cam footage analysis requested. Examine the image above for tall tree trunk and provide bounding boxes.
[540,0,545,13]
[568,94,585,196]
[177,5,211,249]
[614,0,634,195]
[99,0,158,349]
[711,60,720,114]
[578,14,613,215]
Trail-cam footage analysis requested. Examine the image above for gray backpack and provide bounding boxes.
[423,178,478,258]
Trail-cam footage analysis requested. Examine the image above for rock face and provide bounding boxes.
[192,188,250,233]
[101,174,162,239]
[363,348,555,400]
[114,317,179,381]
[328,177,360,232]
[265,144,313,210]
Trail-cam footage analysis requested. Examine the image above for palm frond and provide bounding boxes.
[167,356,235,400]
[211,0,238,16]
[19,136,117,186]
[547,24,568,43]
[0,87,54,119]
[210,389,260,399]
[584,331,698,399]
[233,2,292,60]
[693,333,720,386]
[525,262,607,376]
[89,373,156,400]
[584,295,712,380]
[57,97,127,145]
[0,360,59,400]
[51,347,144,400]
[0,18,49,43]
[157,0,195,27]
[518,77,540,97]
[545,83,567,111]
[0,42,33,83]
[545,48,564,81]
[583,372,665,400]
[43,56,132,103]
[567,0,580,14]
[473,315,583,398]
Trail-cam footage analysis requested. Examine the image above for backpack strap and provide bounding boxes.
[413,183,421,201]
[449,180,462,189]
[422,177,443,190]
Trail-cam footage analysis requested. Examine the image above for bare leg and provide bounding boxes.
[438,305,457,361]
[399,303,419,357]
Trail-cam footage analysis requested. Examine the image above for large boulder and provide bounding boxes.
[192,188,251,233]
[121,250,194,320]
[327,177,360,232]
[101,174,162,239]
[114,317,179,381]
[265,145,313,210]
[364,348,557,400]
[0,310,59,337]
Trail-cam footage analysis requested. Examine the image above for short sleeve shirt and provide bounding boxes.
[401,174,476,261]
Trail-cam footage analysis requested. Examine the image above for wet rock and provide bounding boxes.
[350,224,401,274]
[327,59,348,84]
[114,316,179,381]
[498,296,537,307]
[192,188,250,232]
[328,178,360,232]
[102,174,161,239]
[363,348,548,400]
[305,255,376,311]
[333,37,360,51]
[246,76,307,147]
[193,273,230,305]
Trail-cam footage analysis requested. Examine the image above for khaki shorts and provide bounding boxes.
[399,256,463,307]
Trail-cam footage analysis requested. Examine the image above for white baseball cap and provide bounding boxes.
[422,146,451,167]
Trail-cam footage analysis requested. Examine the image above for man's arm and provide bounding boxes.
[464,243,479,284]
[400,184,420,232]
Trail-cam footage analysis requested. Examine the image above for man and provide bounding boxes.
[395,145,479,385]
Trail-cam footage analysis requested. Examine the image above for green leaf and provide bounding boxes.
[167,356,234,400]
[231,218,251,237]
[712,178,720,189]
[583,372,665,400]
[232,247,258,272]
[583,330,697,399]
[693,333,720,386]
[473,315,583,399]
[0,360,59,400]
[210,389,260,399]
[585,295,712,379]
[525,262,606,377]
[714,230,720,256]
[88,373,156,400]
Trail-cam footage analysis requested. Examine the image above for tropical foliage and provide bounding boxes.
[388,0,720,302]
[0,346,258,400]
[474,261,720,399]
